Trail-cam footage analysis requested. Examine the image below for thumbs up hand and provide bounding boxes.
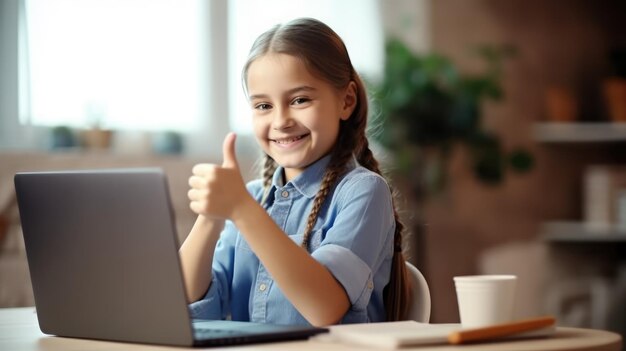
[188,133,250,220]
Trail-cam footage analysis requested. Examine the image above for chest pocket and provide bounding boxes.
[235,233,253,252]
[289,229,323,252]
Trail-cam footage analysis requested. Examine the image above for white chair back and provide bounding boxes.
[404,261,431,322]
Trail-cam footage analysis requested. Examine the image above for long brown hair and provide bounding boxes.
[242,18,410,321]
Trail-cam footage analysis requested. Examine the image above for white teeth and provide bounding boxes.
[274,135,304,144]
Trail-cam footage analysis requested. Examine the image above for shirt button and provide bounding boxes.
[259,283,267,292]
[367,281,373,290]
[281,190,289,198]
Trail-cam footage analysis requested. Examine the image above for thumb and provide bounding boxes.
[221,132,239,169]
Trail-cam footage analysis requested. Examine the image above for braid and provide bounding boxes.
[300,166,338,251]
[260,154,277,206]
[300,146,353,251]
[357,137,410,321]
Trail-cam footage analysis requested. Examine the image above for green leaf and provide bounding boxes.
[508,149,534,172]
[374,38,529,194]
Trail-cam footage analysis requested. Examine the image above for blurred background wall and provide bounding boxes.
[423,0,626,326]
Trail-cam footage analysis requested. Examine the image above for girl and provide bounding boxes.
[180,17,409,327]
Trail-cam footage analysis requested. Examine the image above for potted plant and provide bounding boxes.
[373,39,533,199]
[152,130,184,155]
[81,103,113,149]
[50,125,77,150]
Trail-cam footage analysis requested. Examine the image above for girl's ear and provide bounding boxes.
[340,81,358,121]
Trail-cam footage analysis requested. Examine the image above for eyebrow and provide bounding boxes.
[248,86,317,101]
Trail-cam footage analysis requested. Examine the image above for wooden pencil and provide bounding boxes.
[448,316,556,344]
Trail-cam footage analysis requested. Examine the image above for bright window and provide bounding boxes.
[20,0,203,132]
[19,0,384,135]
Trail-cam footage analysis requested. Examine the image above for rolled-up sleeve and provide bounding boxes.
[312,244,374,311]
[312,174,395,312]
[188,221,237,320]
[188,276,225,319]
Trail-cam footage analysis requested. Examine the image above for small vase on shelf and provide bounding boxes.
[81,127,113,150]
[603,77,626,123]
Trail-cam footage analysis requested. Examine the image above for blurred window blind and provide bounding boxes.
[20,0,203,132]
[228,0,384,134]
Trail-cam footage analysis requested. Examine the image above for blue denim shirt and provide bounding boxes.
[188,155,395,325]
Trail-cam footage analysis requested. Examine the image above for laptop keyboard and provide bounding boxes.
[194,327,246,339]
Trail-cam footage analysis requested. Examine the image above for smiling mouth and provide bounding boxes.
[271,134,309,145]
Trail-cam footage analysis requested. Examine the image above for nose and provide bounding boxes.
[271,106,294,130]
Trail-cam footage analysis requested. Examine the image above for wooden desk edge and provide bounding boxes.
[0,307,623,351]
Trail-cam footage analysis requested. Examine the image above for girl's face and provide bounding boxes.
[246,53,356,181]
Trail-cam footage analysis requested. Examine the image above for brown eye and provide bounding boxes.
[291,97,310,105]
[255,103,272,110]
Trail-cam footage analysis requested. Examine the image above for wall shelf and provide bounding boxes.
[541,221,626,243]
[533,122,626,143]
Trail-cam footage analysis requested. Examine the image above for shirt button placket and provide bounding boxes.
[254,187,291,322]
[251,266,272,323]
[270,187,292,230]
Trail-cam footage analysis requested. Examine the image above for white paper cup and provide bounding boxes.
[454,275,517,328]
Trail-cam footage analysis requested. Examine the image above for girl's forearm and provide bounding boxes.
[179,215,224,303]
[232,197,350,326]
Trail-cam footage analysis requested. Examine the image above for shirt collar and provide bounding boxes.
[271,154,358,199]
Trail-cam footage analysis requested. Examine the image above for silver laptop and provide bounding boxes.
[14,169,327,347]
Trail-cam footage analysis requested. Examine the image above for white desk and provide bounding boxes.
[0,307,622,351]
